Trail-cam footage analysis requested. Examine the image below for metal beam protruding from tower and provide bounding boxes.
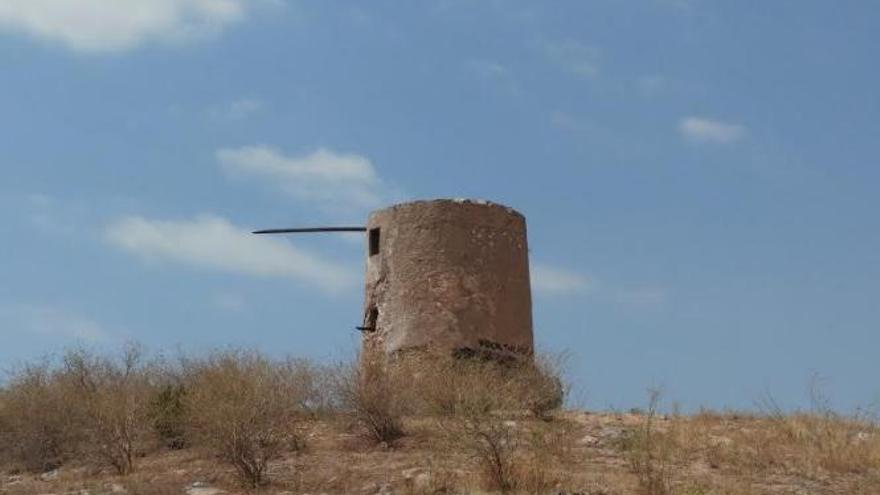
[252,199,535,362]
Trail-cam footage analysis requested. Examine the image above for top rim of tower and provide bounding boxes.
[369,198,525,219]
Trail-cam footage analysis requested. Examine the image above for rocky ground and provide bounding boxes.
[2,411,878,495]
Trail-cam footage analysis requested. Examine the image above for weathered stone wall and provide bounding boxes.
[362,199,533,360]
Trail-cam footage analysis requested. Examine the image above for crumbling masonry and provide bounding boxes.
[361,199,534,360]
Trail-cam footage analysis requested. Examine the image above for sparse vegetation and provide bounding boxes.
[614,386,880,495]
[182,349,309,487]
[0,359,79,472]
[0,346,157,475]
[410,352,571,492]
[388,350,568,418]
[60,345,156,475]
[1,344,878,494]
[621,389,674,495]
[450,413,520,493]
[333,353,407,445]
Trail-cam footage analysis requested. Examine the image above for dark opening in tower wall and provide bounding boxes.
[369,227,381,256]
[366,306,378,331]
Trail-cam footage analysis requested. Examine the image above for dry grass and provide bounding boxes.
[384,351,567,418]
[671,407,880,477]
[613,389,880,495]
[182,349,309,487]
[402,352,571,493]
[620,389,675,495]
[3,346,880,495]
[442,413,520,492]
[332,354,407,445]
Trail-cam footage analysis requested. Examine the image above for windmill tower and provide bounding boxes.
[255,199,534,360]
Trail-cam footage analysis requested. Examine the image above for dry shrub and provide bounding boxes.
[280,357,338,417]
[392,351,567,418]
[438,413,576,493]
[426,353,569,494]
[331,350,565,448]
[0,346,157,475]
[60,345,157,475]
[515,353,568,418]
[514,419,579,493]
[183,349,306,487]
[462,416,519,493]
[0,360,82,472]
[620,389,675,495]
[333,353,406,445]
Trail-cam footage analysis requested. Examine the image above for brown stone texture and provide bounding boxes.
[362,199,533,358]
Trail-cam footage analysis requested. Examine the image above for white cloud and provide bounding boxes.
[105,214,357,293]
[0,0,268,53]
[541,40,601,78]
[531,264,590,295]
[0,303,110,342]
[679,116,747,144]
[217,145,385,213]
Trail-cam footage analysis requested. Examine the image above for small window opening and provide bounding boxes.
[358,306,378,332]
[369,227,381,256]
[367,307,378,328]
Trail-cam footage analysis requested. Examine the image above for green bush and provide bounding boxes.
[150,383,187,449]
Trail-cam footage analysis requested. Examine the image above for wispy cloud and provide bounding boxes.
[210,97,264,121]
[465,59,522,96]
[541,40,601,78]
[531,264,590,296]
[0,0,274,54]
[550,111,603,135]
[218,145,388,213]
[25,193,65,233]
[23,193,85,236]
[529,262,668,307]
[637,75,667,95]
[679,116,747,144]
[466,59,510,79]
[0,303,110,342]
[105,214,357,293]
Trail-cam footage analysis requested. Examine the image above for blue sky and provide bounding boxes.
[1,0,878,411]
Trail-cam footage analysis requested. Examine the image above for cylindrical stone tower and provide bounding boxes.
[361,199,533,360]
